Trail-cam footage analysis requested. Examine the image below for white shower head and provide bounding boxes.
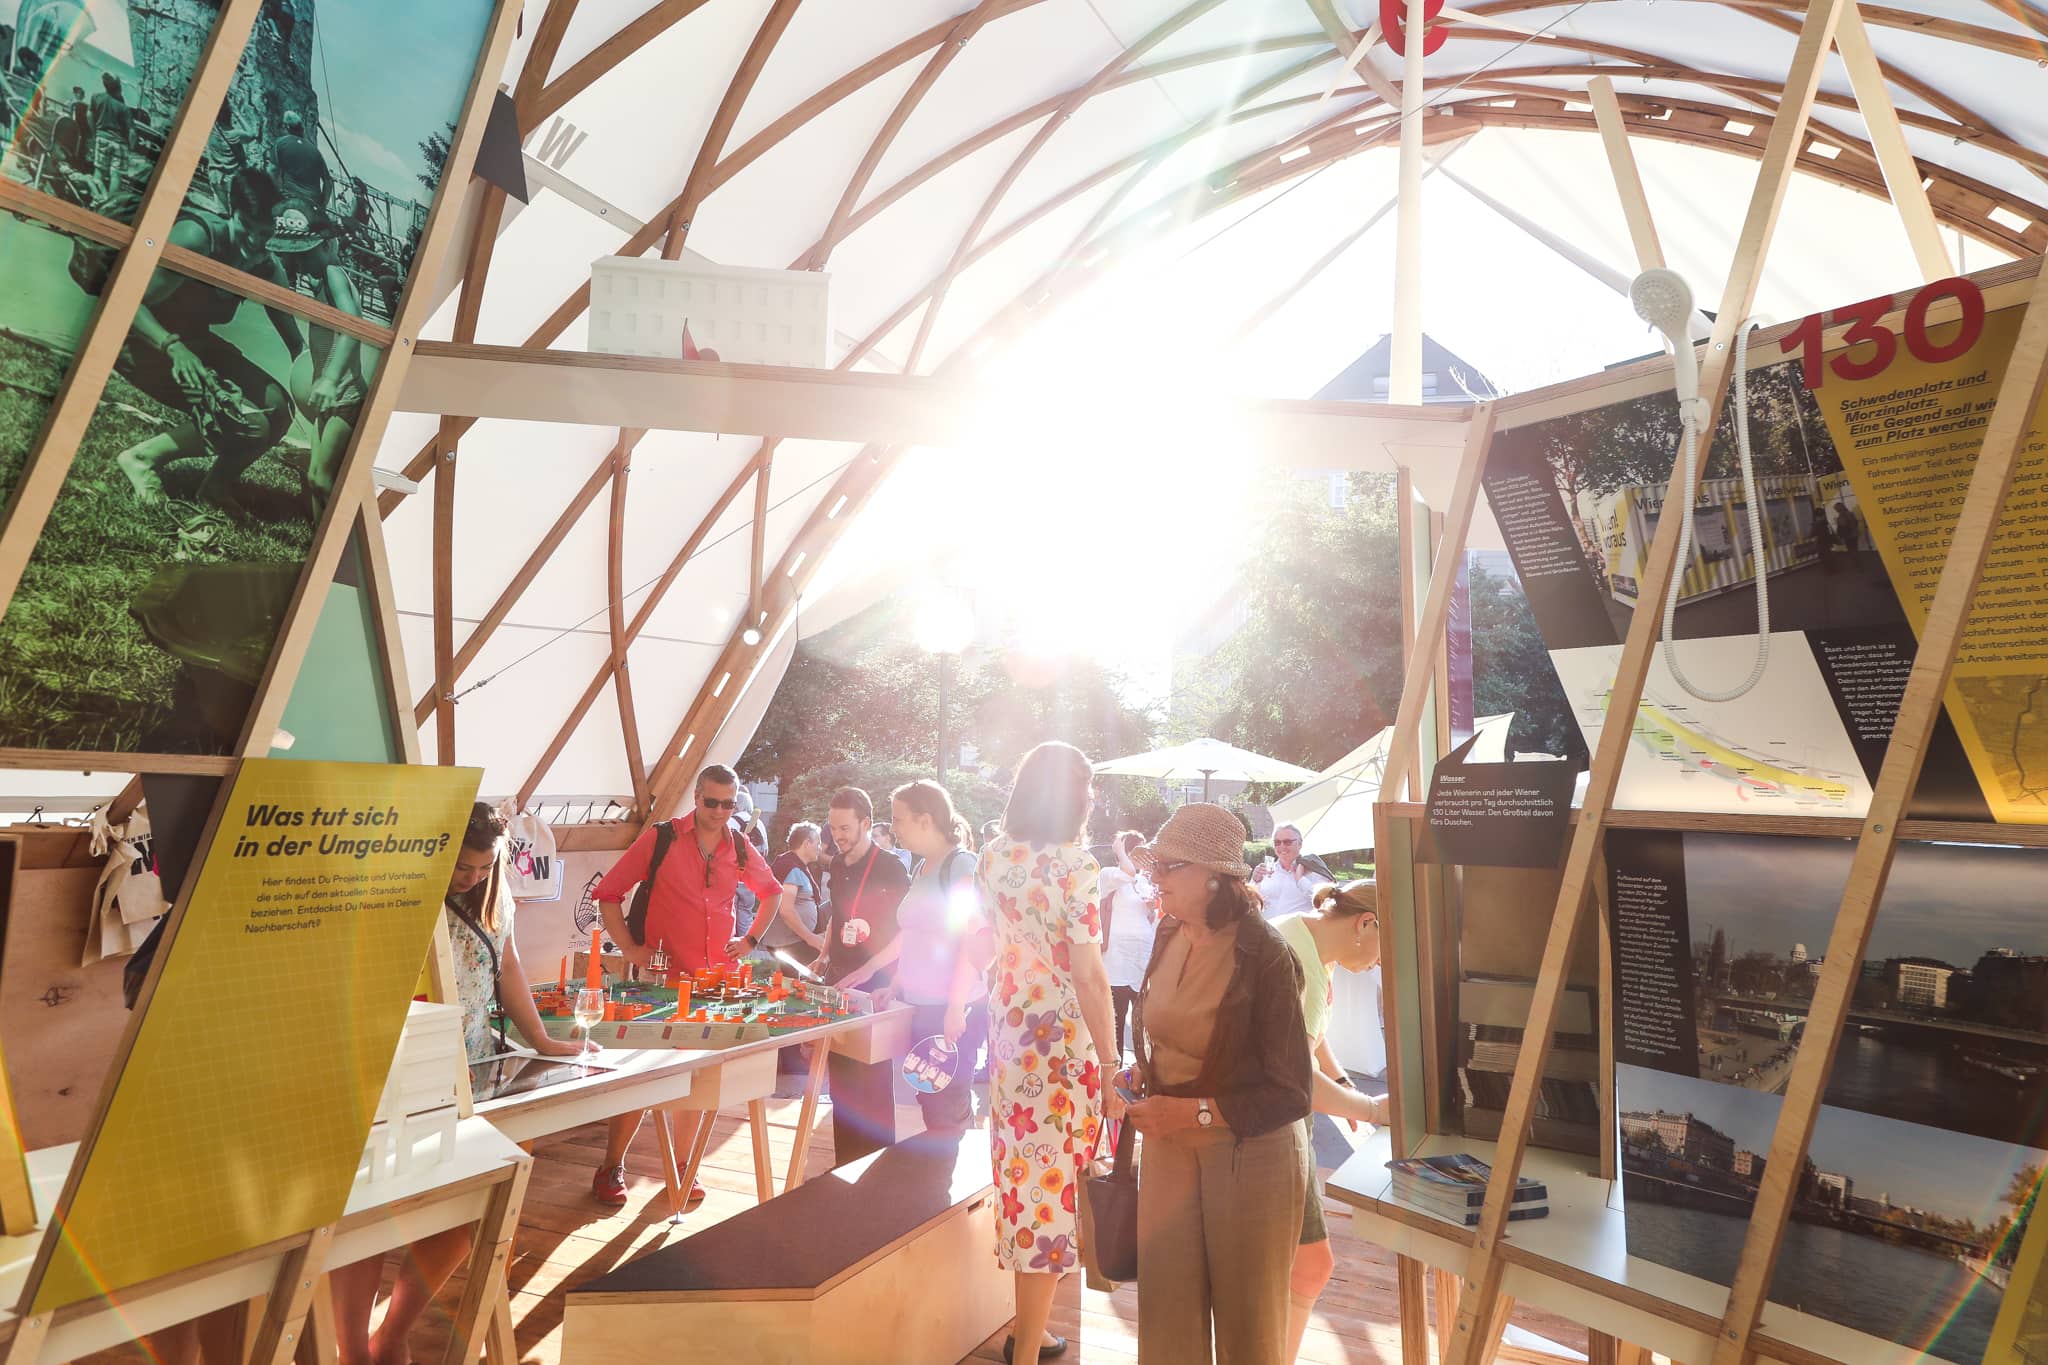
[1630,268,1695,339]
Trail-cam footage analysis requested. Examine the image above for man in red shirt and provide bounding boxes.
[587,764,783,1207]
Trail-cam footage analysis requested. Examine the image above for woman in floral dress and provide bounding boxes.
[981,742,1125,1365]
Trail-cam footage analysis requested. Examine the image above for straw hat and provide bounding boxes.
[1133,802,1251,880]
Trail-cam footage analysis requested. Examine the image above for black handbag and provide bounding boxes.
[1080,1113,1139,1288]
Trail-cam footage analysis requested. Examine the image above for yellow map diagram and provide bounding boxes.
[1550,638,1870,817]
[1952,676,2048,811]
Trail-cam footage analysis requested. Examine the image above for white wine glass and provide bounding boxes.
[573,987,605,1054]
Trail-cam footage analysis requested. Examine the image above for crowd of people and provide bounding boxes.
[338,749,1391,1365]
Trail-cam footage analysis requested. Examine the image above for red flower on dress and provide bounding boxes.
[1005,1103,1040,1141]
[1001,1188,1024,1222]
[1076,902,1102,938]
[1061,1183,1078,1214]
[1052,939,1072,973]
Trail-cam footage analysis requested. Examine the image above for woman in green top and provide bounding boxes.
[1274,878,1391,1361]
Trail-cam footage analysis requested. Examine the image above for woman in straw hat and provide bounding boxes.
[1127,802,1315,1362]
[981,742,1125,1365]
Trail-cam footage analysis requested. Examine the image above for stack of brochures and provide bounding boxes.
[1386,1153,1548,1226]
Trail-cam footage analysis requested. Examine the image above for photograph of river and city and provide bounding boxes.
[1665,831,2048,1148]
[1620,1064,2044,1362]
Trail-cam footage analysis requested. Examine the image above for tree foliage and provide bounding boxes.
[1179,474,1408,769]
[418,122,454,192]
[741,596,1155,843]
[1467,561,1583,760]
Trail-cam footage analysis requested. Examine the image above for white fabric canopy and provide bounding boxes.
[1273,714,1513,854]
[1096,737,1322,787]
[353,0,2044,813]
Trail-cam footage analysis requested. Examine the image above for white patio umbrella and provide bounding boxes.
[1270,715,1515,856]
[1093,737,1320,802]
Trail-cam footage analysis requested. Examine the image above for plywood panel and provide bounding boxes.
[1459,864,1597,987]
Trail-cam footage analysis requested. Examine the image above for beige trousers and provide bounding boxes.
[1136,1120,1310,1364]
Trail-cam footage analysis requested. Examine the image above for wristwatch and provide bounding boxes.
[1196,1098,1214,1128]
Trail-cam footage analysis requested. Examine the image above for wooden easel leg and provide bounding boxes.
[251,1226,334,1365]
[1585,1331,1619,1365]
[785,1040,831,1192]
[1480,1294,1515,1365]
[650,1109,688,1222]
[1395,1256,1429,1365]
[675,1110,717,1222]
[748,1098,775,1203]
[1615,1344,1652,1365]
[485,1283,517,1365]
[1431,1268,1459,1356]
[294,1274,337,1365]
[439,1161,531,1365]
[1,1309,50,1365]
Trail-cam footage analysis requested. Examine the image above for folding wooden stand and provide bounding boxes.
[1342,3,2048,1359]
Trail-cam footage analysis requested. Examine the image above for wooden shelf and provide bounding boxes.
[1328,1131,1934,1365]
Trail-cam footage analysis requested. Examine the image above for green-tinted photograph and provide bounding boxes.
[0,254,382,754]
[0,207,93,504]
[177,0,493,321]
[0,0,223,220]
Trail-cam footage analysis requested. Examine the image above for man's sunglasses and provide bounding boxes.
[1274,838,1300,846]
[700,796,738,810]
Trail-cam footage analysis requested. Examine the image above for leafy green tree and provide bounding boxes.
[1467,560,1583,761]
[418,122,454,191]
[1184,474,1407,768]
[741,595,1156,842]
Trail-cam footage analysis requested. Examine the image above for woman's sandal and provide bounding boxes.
[1002,1335,1068,1362]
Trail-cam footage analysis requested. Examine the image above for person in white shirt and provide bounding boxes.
[1098,830,1156,1063]
[1252,824,1329,920]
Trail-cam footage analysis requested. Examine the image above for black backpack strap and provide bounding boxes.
[625,819,679,946]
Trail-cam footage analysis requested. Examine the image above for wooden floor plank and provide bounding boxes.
[77,1096,1601,1364]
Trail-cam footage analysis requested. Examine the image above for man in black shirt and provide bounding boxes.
[272,109,332,210]
[817,786,909,1165]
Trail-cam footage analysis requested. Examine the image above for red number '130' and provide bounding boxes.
[1381,0,1448,56]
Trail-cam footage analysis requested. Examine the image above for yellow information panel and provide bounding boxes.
[1809,296,2048,823]
[32,760,479,1312]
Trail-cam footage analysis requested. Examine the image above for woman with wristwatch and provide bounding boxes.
[1125,803,1314,1362]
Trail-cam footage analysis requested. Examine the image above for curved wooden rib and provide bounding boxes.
[608,441,651,812]
[378,27,1344,515]
[412,442,619,725]
[800,0,1010,272]
[525,0,716,126]
[662,0,806,258]
[903,0,1234,369]
[513,441,774,808]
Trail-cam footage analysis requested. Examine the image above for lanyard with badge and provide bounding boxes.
[838,847,881,949]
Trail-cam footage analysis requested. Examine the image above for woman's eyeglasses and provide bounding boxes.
[1151,859,1192,877]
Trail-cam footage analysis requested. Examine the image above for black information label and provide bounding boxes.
[1421,735,1579,867]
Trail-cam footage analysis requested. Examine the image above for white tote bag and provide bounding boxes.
[497,801,563,901]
